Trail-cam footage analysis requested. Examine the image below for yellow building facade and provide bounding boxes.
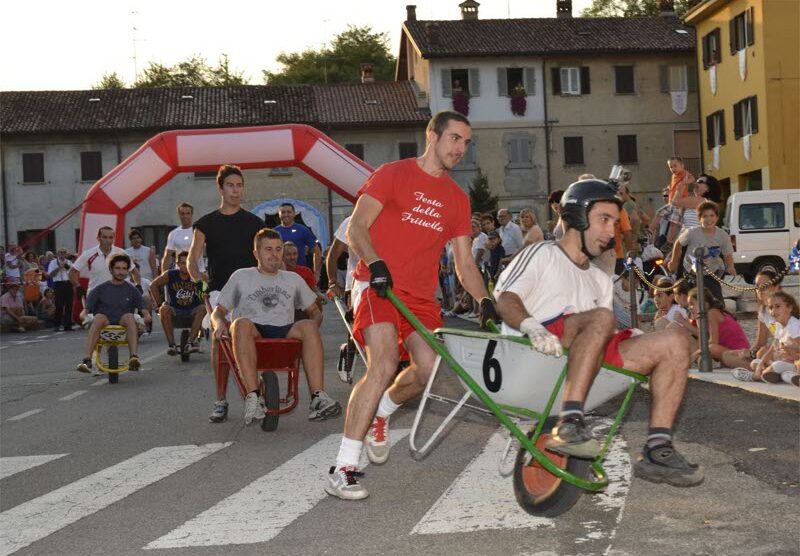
[685,0,799,193]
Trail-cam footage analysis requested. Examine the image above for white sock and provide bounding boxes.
[335,437,363,469]
[375,391,401,419]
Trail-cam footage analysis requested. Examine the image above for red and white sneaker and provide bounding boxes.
[366,416,390,464]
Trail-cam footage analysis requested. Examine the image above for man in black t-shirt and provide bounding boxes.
[188,164,264,423]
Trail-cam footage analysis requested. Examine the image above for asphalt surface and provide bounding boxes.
[1,306,798,556]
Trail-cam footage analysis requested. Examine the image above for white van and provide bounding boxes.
[723,190,800,282]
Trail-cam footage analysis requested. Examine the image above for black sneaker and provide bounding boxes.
[544,416,602,459]
[634,442,704,487]
[167,344,178,356]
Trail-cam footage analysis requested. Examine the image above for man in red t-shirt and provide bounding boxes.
[325,111,497,501]
[283,241,324,310]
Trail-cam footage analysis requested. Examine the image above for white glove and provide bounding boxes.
[519,317,563,357]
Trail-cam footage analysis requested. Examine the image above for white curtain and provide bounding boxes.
[671,91,687,115]
[709,65,717,95]
[739,49,747,80]
[712,146,720,170]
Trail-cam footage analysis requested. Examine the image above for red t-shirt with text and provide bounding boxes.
[353,158,472,303]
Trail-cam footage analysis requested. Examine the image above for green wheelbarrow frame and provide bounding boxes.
[388,290,648,493]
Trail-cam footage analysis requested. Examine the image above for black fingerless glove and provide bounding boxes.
[479,297,499,331]
[368,259,393,298]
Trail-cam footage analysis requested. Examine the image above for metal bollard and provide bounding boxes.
[694,247,713,373]
[627,251,638,329]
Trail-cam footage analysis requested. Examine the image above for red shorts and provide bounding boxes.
[352,288,442,357]
[544,315,633,368]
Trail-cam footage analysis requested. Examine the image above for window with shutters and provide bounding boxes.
[398,142,418,160]
[705,110,726,149]
[730,8,754,53]
[80,151,103,181]
[702,28,722,68]
[345,143,365,160]
[614,66,635,94]
[22,153,45,184]
[659,64,696,92]
[498,67,536,97]
[506,135,532,169]
[617,135,638,164]
[440,68,479,97]
[733,96,758,139]
[669,65,687,91]
[563,137,584,166]
[560,67,580,95]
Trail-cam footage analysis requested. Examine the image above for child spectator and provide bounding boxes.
[484,231,505,284]
[723,269,781,370]
[37,288,56,324]
[651,277,687,330]
[676,287,749,365]
[743,292,800,385]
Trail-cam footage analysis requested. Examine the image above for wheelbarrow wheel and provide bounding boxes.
[108,372,119,384]
[180,330,190,362]
[512,417,590,517]
[260,371,280,432]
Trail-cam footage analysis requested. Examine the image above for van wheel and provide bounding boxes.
[753,257,785,280]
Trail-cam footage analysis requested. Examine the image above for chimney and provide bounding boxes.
[659,0,676,17]
[425,22,440,46]
[556,0,572,18]
[406,5,417,21]
[360,63,375,84]
[459,0,479,20]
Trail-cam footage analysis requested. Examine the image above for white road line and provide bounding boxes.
[0,454,68,480]
[145,429,411,549]
[90,379,107,387]
[411,430,554,535]
[0,443,231,556]
[6,409,44,422]
[58,390,88,401]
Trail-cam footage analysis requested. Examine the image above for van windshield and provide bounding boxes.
[739,202,785,230]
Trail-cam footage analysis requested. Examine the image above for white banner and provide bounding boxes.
[739,49,747,80]
[671,91,688,115]
[712,145,720,170]
[710,64,717,95]
[743,134,751,160]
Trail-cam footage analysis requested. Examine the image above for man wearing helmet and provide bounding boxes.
[494,179,702,488]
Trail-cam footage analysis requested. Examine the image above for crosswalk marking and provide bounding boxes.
[0,443,230,556]
[0,454,68,480]
[6,409,44,422]
[145,430,411,550]
[411,430,554,535]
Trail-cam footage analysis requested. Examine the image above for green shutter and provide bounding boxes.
[659,65,669,92]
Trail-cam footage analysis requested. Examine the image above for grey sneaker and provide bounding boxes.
[308,391,342,421]
[325,466,368,500]
[633,442,704,487]
[731,367,754,381]
[544,416,602,459]
[209,400,229,423]
[365,416,390,464]
[244,392,266,425]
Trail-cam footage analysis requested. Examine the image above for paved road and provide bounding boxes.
[1,306,798,556]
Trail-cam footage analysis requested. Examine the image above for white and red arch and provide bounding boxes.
[78,124,374,252]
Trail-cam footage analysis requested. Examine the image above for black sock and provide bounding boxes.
[646,427,672,448]
[559,400,584,420]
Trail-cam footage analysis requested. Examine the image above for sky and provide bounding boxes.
[0,0,593,91]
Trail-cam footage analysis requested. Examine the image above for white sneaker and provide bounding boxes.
[243,392,266,425]
[365,416,390,464]
[308,391,342,421]
[731,368,754,382]
[325,466,368,500]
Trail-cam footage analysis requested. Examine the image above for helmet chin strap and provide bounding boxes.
[579,229,615,260]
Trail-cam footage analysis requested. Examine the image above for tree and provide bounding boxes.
[580,0,691,18]
[263,25,396,85]
[92,72,126,90]
[468,170,498,214]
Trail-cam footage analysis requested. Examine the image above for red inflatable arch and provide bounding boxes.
[78,124,374,252]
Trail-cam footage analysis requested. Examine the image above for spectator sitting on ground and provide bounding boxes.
[149,250,206,356]
[734,291,800,385]
[210,228,341,424]
[77,254,149,376]
[675,287,749,366]
[672,280,691,314]
[519,207,545,248]
[723,269,781,370]
[37,288,56,324]
[651,277,688,331]
[1,283,38,332]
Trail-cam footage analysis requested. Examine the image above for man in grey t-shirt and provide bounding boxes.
[210,228,341,425]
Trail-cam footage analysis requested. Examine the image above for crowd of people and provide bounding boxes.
[1,110,797,504]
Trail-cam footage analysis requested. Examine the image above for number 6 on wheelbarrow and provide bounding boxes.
[388,287,704,518]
